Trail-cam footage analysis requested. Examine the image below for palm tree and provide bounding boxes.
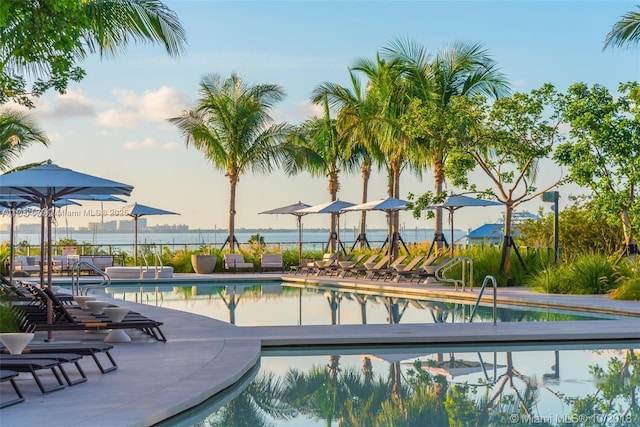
[294,95,355,252]
[383,39,510,250]
[312,70,385,250]
[168,73,291,252]
[604,6,640,49]
[350,53,416,259]
[1,0,187,106]
[0,110,48,171]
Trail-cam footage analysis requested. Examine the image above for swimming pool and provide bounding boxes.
[104,281,625,326]
[158,341,639,427]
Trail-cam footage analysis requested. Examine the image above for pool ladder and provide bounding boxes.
[469,275,497,325]
[70,261,111,295]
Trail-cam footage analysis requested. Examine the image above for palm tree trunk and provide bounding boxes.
[434,158,445,250]
[228,175,238,253]
[391,159,401,260]
[359,162,371,249]
[328,170,339,253]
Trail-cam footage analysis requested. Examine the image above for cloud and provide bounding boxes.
[52,89,95,117]
[161,141,181,150]
[123,137,159,151]
[97,86,190,128]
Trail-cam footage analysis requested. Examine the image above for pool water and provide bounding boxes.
[159,342,639,427]
[106,282,622,326]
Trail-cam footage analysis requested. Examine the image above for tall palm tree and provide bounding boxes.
[0,110,48,171]
[350,53,416,259]
[295,95,355,252]
[313,70,385,250]
[384,39,510,250]
[168,73,291,252]
[604,6,640,49]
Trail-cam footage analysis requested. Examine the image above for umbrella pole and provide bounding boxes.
[134,217,138,266]
[46,198,54,341]
[297,215,302,266]
[450,209,455,257]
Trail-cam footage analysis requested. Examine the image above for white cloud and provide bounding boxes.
[97,86,190,128]
[161,141,181,150]
[53,89,94,117]
[123,137,159,151]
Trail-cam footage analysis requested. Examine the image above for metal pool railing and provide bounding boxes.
[469,275,497,325]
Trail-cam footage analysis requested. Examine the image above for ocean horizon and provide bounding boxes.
[6,228,469,252]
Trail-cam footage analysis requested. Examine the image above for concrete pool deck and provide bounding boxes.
[1,273,639,426]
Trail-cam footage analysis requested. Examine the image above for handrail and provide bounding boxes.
[469,275,497,325]
[436,256,474,291]
[70,261,111,296]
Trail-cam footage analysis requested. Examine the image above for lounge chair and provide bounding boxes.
[0,370,24,408]
[391,256,438,282]
[314,253,353,276]
[2,342,117,374]
[223,254,254,272]
[0,356,66,393]
[363,255,408,280]
[336,254,379,277]
[260,253,284,272]
[410,257,453,284]
[0,352,87,386]
[326,254,366,277]
[354,255,391,279]
[375,255,425,281]
[296,252,339,276]
[16,285,167,342]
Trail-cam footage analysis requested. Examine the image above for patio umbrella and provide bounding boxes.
[0,160,133,337]
[259,201,311,264]
[342,197,410,261]
[296,200,355,255]
[122,203,179,265]
[430,194,502,257]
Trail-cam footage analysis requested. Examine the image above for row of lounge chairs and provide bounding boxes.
[0,341,118,407]
[0,279,129,407]
[289,252,456,283]
[9,282,166,342]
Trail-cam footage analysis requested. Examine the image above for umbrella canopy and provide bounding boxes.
[0,160,133,337]
[342,196,408,212]
[431,194,502,256]
[407,357,506,379]
[122,203,179,265]
[259,201,311,264]
[343,197,410,260]
[297,200,355,254]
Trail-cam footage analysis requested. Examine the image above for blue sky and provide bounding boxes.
[8,0,640,233]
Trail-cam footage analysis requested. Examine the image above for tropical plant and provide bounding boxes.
[349,53,412,258]
[312,70,384,250]
[0,110,48,171]
[168,73,292,252]
[449,84,565,274]
[555,82,640,256]
[604,6,640,49]
[387,39,510,251]
[0,295,22,333]
[293,95,354,252]
[518,196,624,260]
[0,0,186,107]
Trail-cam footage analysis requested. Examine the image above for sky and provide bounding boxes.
[6,0,640,233]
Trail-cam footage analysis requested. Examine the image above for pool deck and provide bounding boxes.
[2,273,639,426]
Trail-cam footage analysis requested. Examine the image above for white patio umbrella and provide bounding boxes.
[342,196,410,261]
[296,200,355,255]
[122,203,179,265]
[0,160,133,337]
[259,201,311,264]
[430,194,502,257]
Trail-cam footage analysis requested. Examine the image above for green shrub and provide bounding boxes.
[527,252,618,294]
